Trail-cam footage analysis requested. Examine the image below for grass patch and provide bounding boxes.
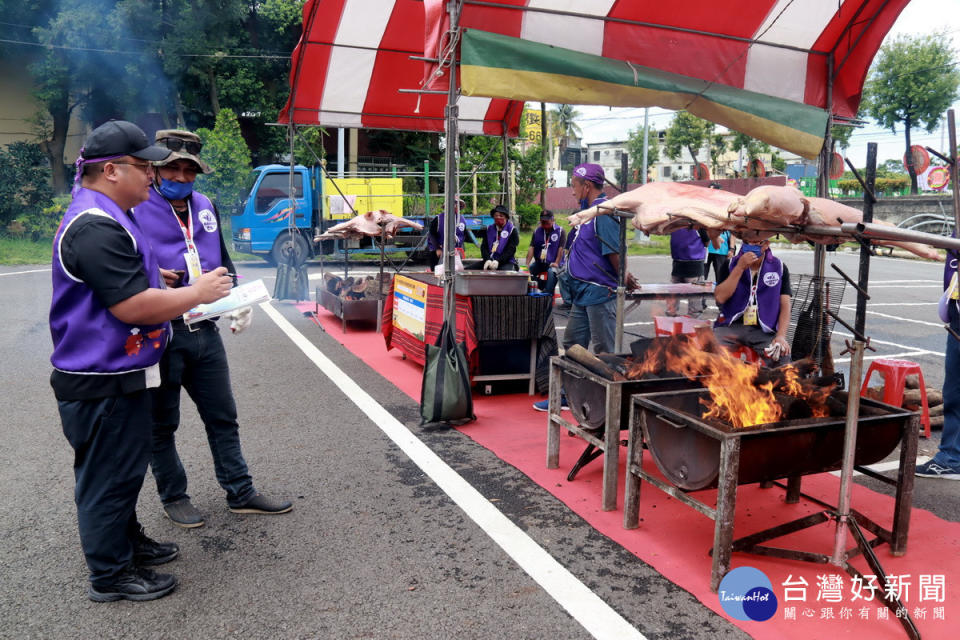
[0,236,53,265]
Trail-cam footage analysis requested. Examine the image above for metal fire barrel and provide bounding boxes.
[633,388,913,491]
[561,337,703,431]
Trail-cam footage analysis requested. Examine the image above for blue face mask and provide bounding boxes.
[741,243,764,257]
[157,178,194,200]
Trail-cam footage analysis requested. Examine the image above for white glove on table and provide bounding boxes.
[486,260,499,271]
[482,260,493,271]
[226,306,253,334]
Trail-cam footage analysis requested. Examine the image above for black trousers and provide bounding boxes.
[58,391,152,587]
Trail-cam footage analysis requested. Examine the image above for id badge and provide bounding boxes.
[743,305,758,326]
[540,248,547,262]
[951,273,959,300]
[184,248,202,283]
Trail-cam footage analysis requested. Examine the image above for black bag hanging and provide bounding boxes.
[419,320,475,428]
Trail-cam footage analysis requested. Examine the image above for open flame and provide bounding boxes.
[627,332,833,428]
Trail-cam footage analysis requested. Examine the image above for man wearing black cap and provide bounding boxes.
[479,204,520,271]
[50,121,234,601]
[525,210,565,295]
[136,129,292,528]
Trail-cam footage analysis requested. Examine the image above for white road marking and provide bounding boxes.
[834,351,931,364]
[849,309,946,328]
[865,285,942,289]
[839,303,937,308]
[260,302,647,640]
[0,268,51,277]
[830,457,929,478]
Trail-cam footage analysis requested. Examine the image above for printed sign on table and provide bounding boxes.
[393,275,427,341]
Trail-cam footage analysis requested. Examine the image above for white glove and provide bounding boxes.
[764,341,783,362]
[227,306,253,334]
[490,260,499,270]
[482,260,493,271]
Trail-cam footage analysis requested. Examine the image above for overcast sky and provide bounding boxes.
[571,0,960,167]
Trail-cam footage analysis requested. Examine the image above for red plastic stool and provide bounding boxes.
[728,345,760,364]
[860,358,930,438]
[653,315,710,337]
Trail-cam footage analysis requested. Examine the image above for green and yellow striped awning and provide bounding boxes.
[460,29,828,160]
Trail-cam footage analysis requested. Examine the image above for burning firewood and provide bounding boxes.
[565,345,626,381]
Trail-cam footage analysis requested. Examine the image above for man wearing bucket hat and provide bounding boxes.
[427,197,468,270]
[50,120,235,601]
[135,129,292,529]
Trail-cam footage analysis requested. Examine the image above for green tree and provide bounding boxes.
[863,33,960,193]
[549,104,582,162]
[708,132,727,177]
[664,112,713,168]
[0,142,54,231]
[195,108,252,212]
[625,125,660,182]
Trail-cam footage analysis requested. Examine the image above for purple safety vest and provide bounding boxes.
[715,252,784,333]
[567,195,617,289]
[486,220,516,263]
[50,188,169,375]
[944,247,958,290]
[135,186,223,283]
[429,213,465,251]
[670,228,706,261]
[531,225,563,265]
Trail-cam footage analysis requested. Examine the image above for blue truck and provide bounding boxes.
[231,164,492,264]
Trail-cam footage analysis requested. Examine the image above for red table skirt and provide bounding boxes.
[381,279,478,368]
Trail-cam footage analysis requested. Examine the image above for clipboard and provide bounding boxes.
[183,279,271,325]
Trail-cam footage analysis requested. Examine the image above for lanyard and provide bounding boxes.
[172,200,194,247]
[748,269,760,306]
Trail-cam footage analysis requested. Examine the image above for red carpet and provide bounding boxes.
[302,302,959,639]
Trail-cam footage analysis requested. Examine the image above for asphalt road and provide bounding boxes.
[0,249,956,639]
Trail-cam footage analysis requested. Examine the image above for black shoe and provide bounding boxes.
[88,566,177,602]
[229,492,293,515]
[163,498,205,528]
[132,526,179,566]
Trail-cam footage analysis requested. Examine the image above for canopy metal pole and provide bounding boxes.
[615,153,628,352]
[442,1,462,325]
[831,142,877,566]
[949,110,959,231]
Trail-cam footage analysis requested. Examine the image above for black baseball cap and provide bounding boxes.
[82,120,171,162]
[539,210,555,221]
[490,204,510,216]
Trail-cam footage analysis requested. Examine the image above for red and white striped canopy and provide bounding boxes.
[280,0,910,141]
[279,0,524,136]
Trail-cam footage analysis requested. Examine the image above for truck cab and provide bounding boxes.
[232,164,315,264]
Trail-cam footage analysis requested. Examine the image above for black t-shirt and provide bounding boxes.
[51,213,154,401]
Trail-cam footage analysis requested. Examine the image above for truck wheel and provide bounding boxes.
[272,232,309,266]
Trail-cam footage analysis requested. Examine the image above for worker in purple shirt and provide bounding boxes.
[918,244,960,478]
[713,240,792,366]
[525,209,566,295]
[136,129,292,528]
[50,120,233,602]
[535,163,637,411]
[479,204,520,270]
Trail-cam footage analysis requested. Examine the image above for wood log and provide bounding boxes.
[902,389,942,408]
[565,345,626,381]
[929,403,944,417]
[905,373,920,389]
[930,414,945,429]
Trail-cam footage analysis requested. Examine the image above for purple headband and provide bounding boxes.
[71,149,128,196]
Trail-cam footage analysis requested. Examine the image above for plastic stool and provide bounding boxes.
[728,345,760,364]
[860,358,930,438]
[653,315,710,337]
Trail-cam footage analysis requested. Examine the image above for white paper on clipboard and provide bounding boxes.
[183,279,271,325]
